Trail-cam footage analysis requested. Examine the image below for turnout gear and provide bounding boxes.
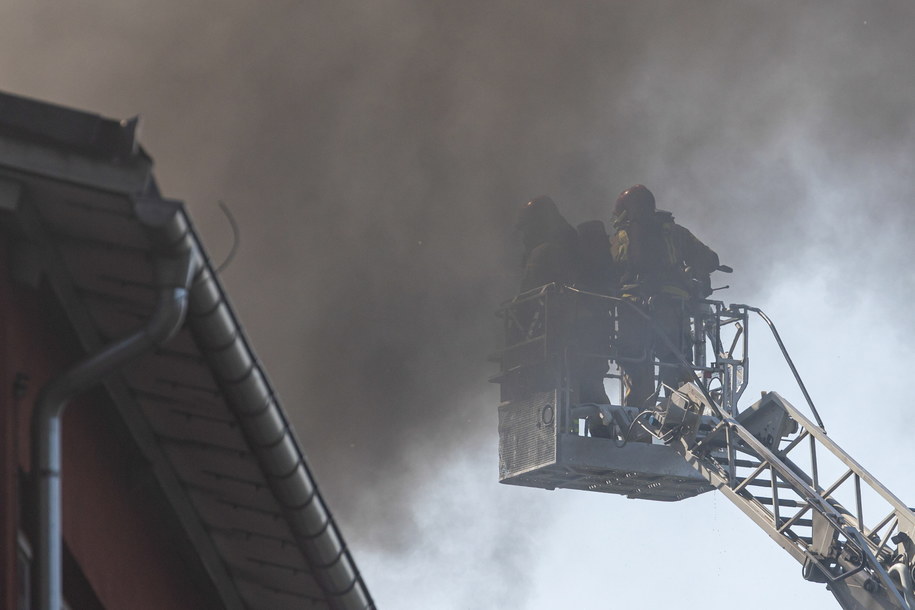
[610,187,720,409]
[611,208,719,300]
[574,220,617,408]
[516,196,579,292]
[576,220,619,295]
[514,199,613,413]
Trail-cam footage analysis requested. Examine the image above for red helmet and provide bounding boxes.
[614,185,655,220]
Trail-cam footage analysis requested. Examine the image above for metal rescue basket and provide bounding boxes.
[490,282,742,501]
[492,284,915,609]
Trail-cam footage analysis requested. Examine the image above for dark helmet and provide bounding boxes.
[516,196,568,251]
[614,185,655,220]
[515,196,559,230]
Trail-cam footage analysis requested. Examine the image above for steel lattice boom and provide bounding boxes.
[492,286,915,609]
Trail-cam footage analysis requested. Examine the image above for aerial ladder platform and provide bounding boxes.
[491,284,915,609]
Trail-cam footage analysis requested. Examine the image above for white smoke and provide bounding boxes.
[3,1,915,607]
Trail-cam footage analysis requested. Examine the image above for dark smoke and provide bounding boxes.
[4,1,915,607]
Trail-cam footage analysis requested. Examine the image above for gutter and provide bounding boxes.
[30,199,199,610]
[188,260,375,609]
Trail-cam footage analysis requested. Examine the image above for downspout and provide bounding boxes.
[30,201,198,610]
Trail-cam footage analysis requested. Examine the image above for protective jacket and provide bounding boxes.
[576,220,619,295]
[519,217,579,292]
[610,210,718,299]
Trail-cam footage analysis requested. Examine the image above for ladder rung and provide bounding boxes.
[754,496,803,508]
[783,529,813,545]
[737,478,793,490]
[713,457,762,469]
[781,519,813,528]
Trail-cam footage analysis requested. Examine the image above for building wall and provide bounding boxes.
[0,238,19,610]
[0,238,216,610]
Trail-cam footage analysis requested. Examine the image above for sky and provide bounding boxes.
[3,1,915,608]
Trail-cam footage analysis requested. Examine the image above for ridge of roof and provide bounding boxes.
[0,90,142,161]
[0,90,374,610]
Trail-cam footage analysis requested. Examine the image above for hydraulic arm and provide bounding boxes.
[493,287,915,609]
[654,384,915,610]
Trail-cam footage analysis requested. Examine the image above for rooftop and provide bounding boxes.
[0,90,373,610]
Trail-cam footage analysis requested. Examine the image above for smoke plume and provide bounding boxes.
[3,1,915,607]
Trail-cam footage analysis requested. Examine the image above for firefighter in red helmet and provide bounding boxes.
[610,185,720,411]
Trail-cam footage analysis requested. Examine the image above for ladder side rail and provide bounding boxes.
[714,437,845,557]
[776,450,900,563]
[728,415,900,559]
[695,415,914,607]
[748,406,913,588]
[773,394,915,535]
[714,302,915,565]
[845,527,912,609]
[684,421,904,604]
[686,415,873,554]
[739,305,826,429]
[681,449,809,564]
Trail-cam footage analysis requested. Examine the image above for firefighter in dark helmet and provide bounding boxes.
[574,220,617,406]
[510,196,580,400]
[515,196,579,292]
[610,185,720,410]
[515,199,617,409]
